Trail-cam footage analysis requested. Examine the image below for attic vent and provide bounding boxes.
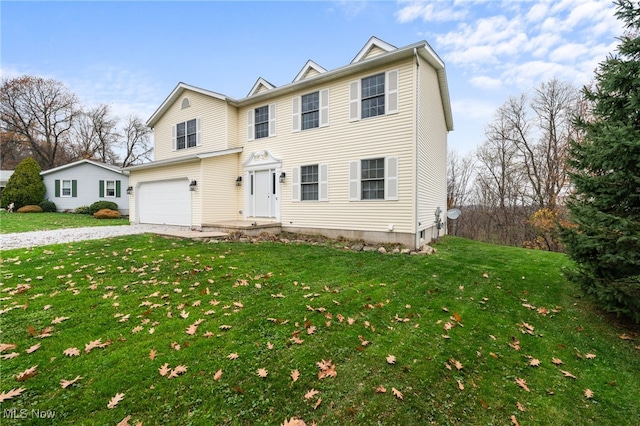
[181,97,191,109]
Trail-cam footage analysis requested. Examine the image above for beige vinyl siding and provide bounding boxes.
[129,162,201,225]
[239,58,417,235]
[153,90,229,161]
[416,55,448,240]
[200,155,242,224]
[227,103,240,149]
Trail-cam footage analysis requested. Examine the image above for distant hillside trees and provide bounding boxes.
[0,75,152,170]
[561,0,640,322]
[447,78,581,250]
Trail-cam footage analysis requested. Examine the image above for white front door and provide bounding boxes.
[249,169,278,218]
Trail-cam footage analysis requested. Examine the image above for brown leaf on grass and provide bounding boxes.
[584,389,594,399]
[213,369,223,381]
[453,312,462,322]
[313,397,322,410]
[257,368,268,378]
[281,417,306,426]
[509,338,521,351]
[515,377,530,392]
[60,375,82,389]
[529,358,541,367]
[392,387,403,400]
[291,336,304,344]
[317,359,337,379]
[511,415,520,426]
[1,352,19,360]
[51,316,70,324]
[516,401,527,412]
[291,369,300,382]
[0,387,26,402]
[561,370,577,379]
[159,363,170,377]
[168,365,187,379]
[16,365,38,382]
[585,353,596,359]
[450,358,463,370]
[149,349,157,360]
[227,353,239,360]
[84,338,106,354]
[374,385,387,393]
[185,324,198,335]
[304,389,319,400]
[116,415,131,426]
[457,380,464,390]
[0,343,17,353]
[552,357,563,365]
[619,333,633,340]
[64,347,80,357]
[107,392,125,409]
[131,326,143,334]
[386,354,396,364]
[267,342,274,350]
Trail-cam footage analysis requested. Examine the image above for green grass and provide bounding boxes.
[0,236,638,425]
[0,211,129,234]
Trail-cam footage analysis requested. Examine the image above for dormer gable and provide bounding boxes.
[293,60,328,82]
[351,36,397,63]
[247,77,276,97]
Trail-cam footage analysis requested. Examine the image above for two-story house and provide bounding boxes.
[125,37,453,249]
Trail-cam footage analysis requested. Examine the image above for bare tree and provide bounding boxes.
[71,104,119,163]
[0,76,79,170]
[119,114,152,167]
[447,149,475,210]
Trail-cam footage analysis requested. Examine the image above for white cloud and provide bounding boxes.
[395,1,469,23]
[549,43,590,63]
[452,98,499,122]
[469,75,502,90]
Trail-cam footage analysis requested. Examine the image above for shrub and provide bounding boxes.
[39,199,57,213]
[1,157,46,210]
[89,201,119,215]
[73,206,92,215]
[93,208,121,219]
[17,205,43,213]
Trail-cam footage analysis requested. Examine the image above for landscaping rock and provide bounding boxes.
[351,243,364,252]
[378,247,387,254]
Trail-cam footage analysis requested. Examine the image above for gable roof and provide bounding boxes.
[40,159,126,176]
[147,37,453,132]
[351,36,397,63]
[293,60,328,82]
[247,77,276,97]
[147,82,228,128]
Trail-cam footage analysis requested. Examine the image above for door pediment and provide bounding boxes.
[243,150,281,171]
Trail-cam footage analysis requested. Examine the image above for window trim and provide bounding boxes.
[349,156,398,201]
[292,89,329,133]
[248,103,276,140]
[61,179,72,198]
[349,69,399,121]
[105,180,116,198]
[292,164,328,202]
[172,118,200,151]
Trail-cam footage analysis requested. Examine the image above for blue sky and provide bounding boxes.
[1,1,623,155]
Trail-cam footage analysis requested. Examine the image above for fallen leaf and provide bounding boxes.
[392,387,403,400]
[457,380,464,390]
[159,363,170,377]
[516,401,526,412]
[584,389,594,399]
[64,347,80,357]
[60,375,82,389]
[168,365,187,379]
[16,365,38,382]
[1,352,19,360]
[386,354,396,364]
[116,415,131,426]
[281,417,306,426]
[0,387,26,402]
[107,392,125,409]
[213,369,223,381]
[149,349,157,360]
[227,353,239,360]
[0,343,17,353]
[313,397,322,410]
[511,415,520,426]
[374,385,387,393]
[515,377,530,392]
[585,353,596,359]
[257,368,268,378]
[552,357,563,365]
[561,370,577,379]
[51,316,70,324]
[529,358,541,367]
[304,389,319,400]
[291,369,300,382]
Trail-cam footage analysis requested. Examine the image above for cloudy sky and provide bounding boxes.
[1,1,624,155]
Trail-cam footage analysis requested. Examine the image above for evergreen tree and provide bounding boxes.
[562,0,640,322]
[1,157,46,209]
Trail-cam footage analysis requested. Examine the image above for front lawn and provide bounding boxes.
[0,211,130,234]
[0,236,638,425]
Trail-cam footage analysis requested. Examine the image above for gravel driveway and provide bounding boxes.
[0,224,191,250]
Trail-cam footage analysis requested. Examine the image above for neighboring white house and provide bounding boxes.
[41,159,129,214]
[125,37,453,248]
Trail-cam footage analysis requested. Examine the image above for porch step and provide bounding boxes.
[201,220,282,236]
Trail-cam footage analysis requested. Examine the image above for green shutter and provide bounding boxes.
[72,180,78,198]
[99,180,104,198]
[115,180,121,198]
[55,180,60,197]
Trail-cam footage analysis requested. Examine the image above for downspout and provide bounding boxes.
[413,47,421,250]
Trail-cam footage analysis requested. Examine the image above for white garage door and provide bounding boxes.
[138,179,191,226]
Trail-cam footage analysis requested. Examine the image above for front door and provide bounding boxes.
[254,169,272,217]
